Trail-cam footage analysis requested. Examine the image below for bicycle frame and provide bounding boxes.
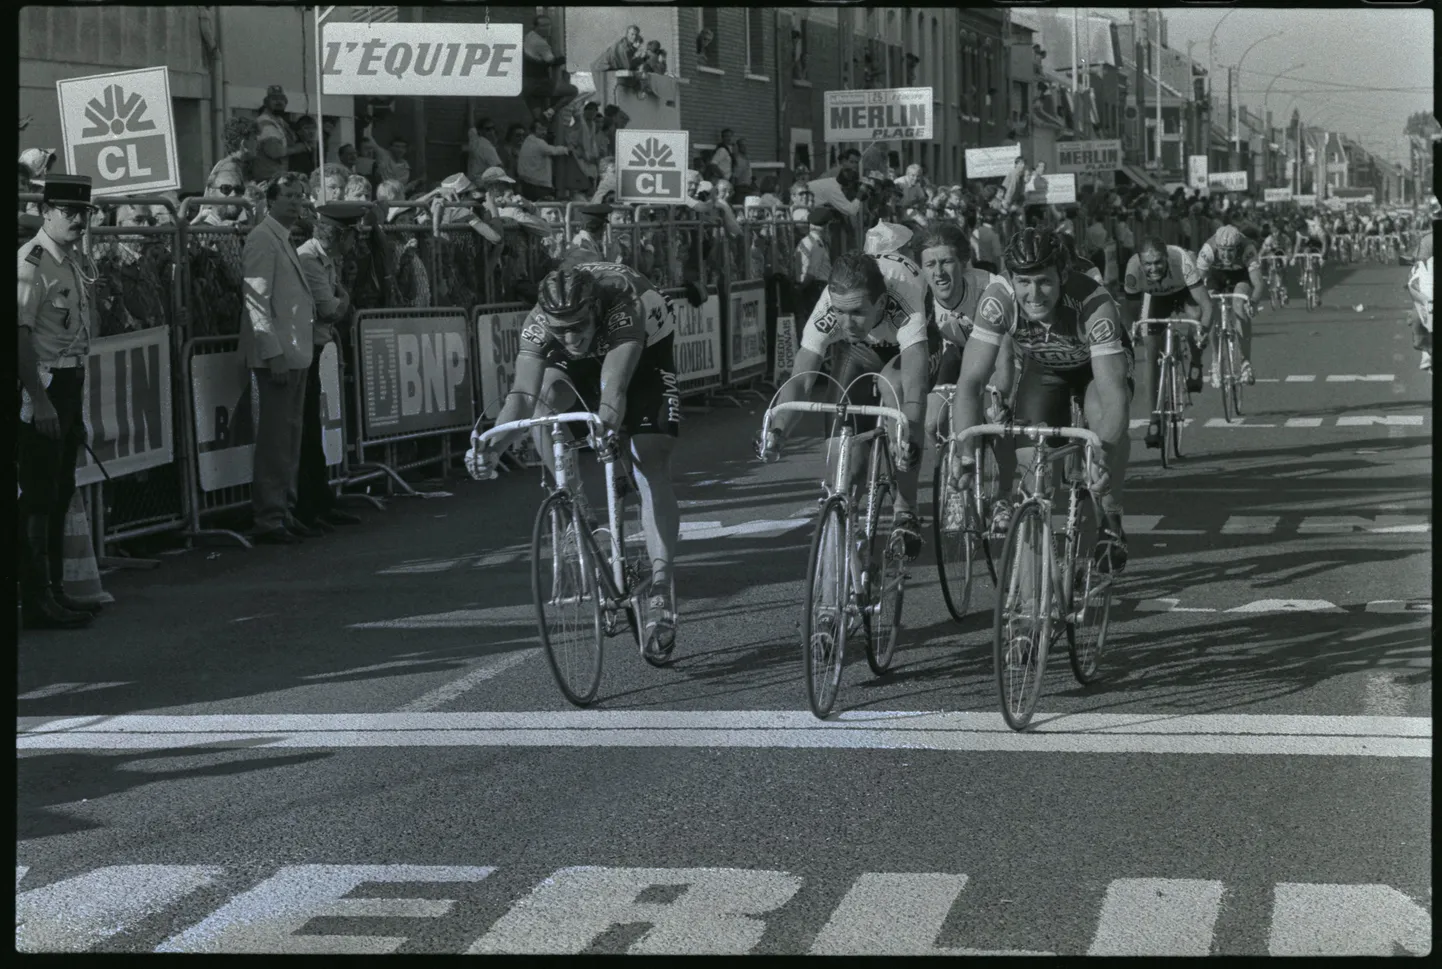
[476,411,636,615]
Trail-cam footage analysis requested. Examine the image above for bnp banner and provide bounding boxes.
[474,305,531,420]
[1055,139,1122,174]
[321,22,523,97]
[191,349,258,493]
[356,310,474,439]
[727,281,767,378]
[824,87,933,142]
[75,325,174,488]
[673,293,722,382]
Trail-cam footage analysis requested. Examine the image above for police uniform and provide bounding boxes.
[16,174,101,628]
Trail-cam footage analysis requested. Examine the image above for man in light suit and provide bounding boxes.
[241,172,317,545]
[295,201,367,532]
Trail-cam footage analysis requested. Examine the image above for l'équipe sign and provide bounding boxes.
[1055,139,1122,174]
[673,293,722,382]
[356,311,474,439]
[824,87,932,142]
[727,281,767,378]
[321,22,523,96]
[75,325,174,487]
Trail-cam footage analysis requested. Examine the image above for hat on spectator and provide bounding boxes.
[477,166,515,187]
[40,173,97,209]
[441,172,478,196]
[18,148,58,180]
[315,201,369,228]
[864,221,913,256]
[266,85,288,101]
[806,207,834,227]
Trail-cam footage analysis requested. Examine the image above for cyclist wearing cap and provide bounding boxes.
[1122,237,1213,451]
[954,227,1134,574]
[1195,223,1265,387]
[465,262,683,653]
[757,249,935,560]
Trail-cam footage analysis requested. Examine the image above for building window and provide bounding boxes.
[744,9,766,76]
[697,9,720,69]
[791,18,809,82]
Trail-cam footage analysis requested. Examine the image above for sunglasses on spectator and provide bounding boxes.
[214,184,244,196]
[56,204,91,220]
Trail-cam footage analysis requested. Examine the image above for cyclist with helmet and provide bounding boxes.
[1122,236,1213,450]
[1196,222,1265,386]
[757,249,934,560]
[465,262,683,654]
[954,226,1135,574]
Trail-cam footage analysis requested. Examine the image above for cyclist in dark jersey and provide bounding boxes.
[466,263,683,652]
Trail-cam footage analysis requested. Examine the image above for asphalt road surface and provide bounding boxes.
[17,262,1431,955]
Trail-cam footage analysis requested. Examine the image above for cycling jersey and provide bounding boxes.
[1415,231,1433,264]
[519,262,673,364]
[800,250,929,356]
[971,270,1129,372]
[1123,245,1202,298]
[1196,237,1262,276]
[928,268,1014,348]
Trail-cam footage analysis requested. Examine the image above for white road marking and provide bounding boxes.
[1224,599,1344,614]
[1285,375,1315,382]
[683,519,812,540]
[396,650,539,713]
[1361,673,1411,717]
[1089,879,1225,956]
[1130,418,1194,430]
[17,682,132,700]
[230,614,274,623]
[1285,417,1324,427]
[349,605,535,629]
[1255,378,1281,383]
[301,660,442,681]
[1268,884,1431,956]
[1336,415,1424,426]
[1364,600,1431,614]
[679,520,724,531]
[1298,515,1428,534]
[1325,374,1394,382]
[17,865,224,952]
[1222,516,1281,534]
[157,865,495,953]
[15,711,1430,758]
[1204,418,1276,428]
[1136,598,1216,614]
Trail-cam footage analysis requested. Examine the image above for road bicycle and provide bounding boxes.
[472,409,661,707]
[1378,233,1401,265]
[953,416,1114,731]
[1295,251,1324,311]
[1331,235,1351,264]
[931,383,1008,623]
[1209,291,1250,423]
[760,371,913,719]
[1261,254,1289,310]
[1132,318,1194,468]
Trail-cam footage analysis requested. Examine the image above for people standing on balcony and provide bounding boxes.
[643,40,668,76]
[254,86,311,181]
[293,116,321,175]
[518,119,574,202]
[709,130,735,182]
[524,13,577,122]
[361,124,417,196]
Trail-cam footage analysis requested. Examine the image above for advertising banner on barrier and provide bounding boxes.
[673,293,722,382]
[1263,188,1293,203]
[824,87,933,142]
[728,281,767,376]
[965,144,1022,179]
[319,342,344,466]
[358,311,474,438]
[1055,139,1122,174]
[1024,172,1077,206]
[474,305,531,419]
[75,325,174,488]
[320,22,523,97]
[773,314,797,386]
[192,350,258,493]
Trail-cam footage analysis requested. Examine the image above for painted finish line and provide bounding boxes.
[15,711,1430,757]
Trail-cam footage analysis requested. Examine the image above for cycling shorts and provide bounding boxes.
[1138,288,1201,324]
[555,335,681,437]
[1013,355,1133,448]
[1206,267,1252,292]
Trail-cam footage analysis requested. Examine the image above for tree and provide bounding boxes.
[1403,110,1439,140]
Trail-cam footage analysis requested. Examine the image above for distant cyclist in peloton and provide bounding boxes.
[1195,223,1265,387]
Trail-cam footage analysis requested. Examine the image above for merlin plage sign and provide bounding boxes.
[56,67,179,197]
[824,87,933,142]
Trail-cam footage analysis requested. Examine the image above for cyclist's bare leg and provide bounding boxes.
[1136,327,1164,428]
[1083,380,1130,522]
[878,355,920,519]
[629,433,679,595]
[1233,281,1255,363]
[534,368,579,484]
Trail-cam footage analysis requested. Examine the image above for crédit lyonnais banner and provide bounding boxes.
[321,22,523,97]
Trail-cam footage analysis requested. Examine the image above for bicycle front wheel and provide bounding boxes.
[993,501,1052,731]
[803,494,851,718]
[864,476,905,675]
[1066,493,1114,685]
[933,440,982,623]
[1218,330,1236,423]
[1227,330,1244,417]
[532,491,605,706]
[1156,357,1173,470]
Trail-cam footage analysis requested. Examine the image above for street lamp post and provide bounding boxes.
[1230,30,1283,144]
[1206,7,1238,102]
[1262,63,1305,188]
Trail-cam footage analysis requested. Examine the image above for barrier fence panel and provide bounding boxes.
[667,285,724,400]
[351,307,476,489]
[472,301,533,421]
[181,335,256,548]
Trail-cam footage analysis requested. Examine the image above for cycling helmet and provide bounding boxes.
[536,268,598,328]
[1214,225,1244,248]
[1002,226,1066,274]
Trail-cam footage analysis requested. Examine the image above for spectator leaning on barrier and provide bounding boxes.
[517,119,572,202]
[16,174,103,629]
[211,116,260,190]
[240,172,318,546]
[643,40,667,76]
[295,202,366,533]
[793,206,833,320]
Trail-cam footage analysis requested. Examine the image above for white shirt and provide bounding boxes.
[518,134,569,188]
[806,177,860,218]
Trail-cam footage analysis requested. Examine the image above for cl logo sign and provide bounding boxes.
[96,144,154,180]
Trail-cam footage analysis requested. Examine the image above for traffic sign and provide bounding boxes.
[616,129,688,205]
[56,67,179,198]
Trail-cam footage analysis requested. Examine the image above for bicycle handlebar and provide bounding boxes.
[1211,292,1254,304]
[952,422,1103,453]
[761,400,910,451]
[475,411,608,448]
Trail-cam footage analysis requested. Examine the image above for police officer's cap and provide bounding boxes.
[41,174,98,210]
[807,207,835,227]
[315,201,369,228]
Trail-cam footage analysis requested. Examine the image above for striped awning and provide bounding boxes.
[351,6,399,24]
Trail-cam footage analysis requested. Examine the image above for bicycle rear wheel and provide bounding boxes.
[1065,491,1114,685]
[993,501,1052,731]
[803,494,851,718]
[864,475,905,675]
[1156,356,1172,470]
[933,440,984,623]
[532,491,605,707]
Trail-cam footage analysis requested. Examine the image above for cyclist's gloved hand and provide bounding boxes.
[465,433,500,481]
[755,428,783,463]
[595,430,625,463]
[985,398,1012,426]
[1086,457,1112,497]
[895,439,922,473]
